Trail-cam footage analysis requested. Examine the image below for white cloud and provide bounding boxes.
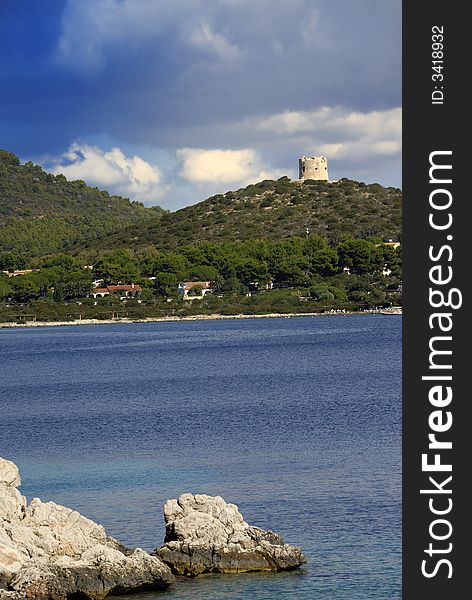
[50,143,165,203]
[257,106,401,139]
[252,106,401,170]
[301,9,321,48]
[154,105,401,195]
[177,148,284,186]
[188,22,242,62]
[318,139,401,161]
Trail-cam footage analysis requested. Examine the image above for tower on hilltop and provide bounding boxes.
[298,155,329,181]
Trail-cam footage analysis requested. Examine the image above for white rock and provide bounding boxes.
[0,488,26,525]
[0,460,20,489]
[0,456,174,598]
[155,493,306,575]
[0,542,23,588]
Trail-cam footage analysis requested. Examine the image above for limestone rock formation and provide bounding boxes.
[0,457,174,599]
[0,459,21,489]
[154,493,306,576]
[2,457,307,598]
[9,547,173,600]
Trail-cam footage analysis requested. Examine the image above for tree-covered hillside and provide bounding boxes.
[83,177,402,253]
[0,150,165,256]
[0,149,402,321]
[0,150,401,259]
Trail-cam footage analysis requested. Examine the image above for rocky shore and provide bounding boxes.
[1,457,306,599]
[0,309,380,329]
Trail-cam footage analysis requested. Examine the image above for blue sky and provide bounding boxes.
[0,0,401,209]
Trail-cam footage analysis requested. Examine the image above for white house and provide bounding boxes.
[91,283,142,299]
[178,281,213,300]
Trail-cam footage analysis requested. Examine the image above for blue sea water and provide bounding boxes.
[0,315,401,599]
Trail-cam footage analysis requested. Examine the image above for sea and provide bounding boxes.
[0,314,401,600]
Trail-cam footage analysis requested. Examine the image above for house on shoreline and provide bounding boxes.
[92,283,142,299]
[178,281,213,300]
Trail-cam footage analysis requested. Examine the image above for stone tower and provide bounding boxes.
[298,155,329,181]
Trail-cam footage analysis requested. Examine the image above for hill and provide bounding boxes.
[0,149,165,257]
[101,176,401,252]
[0,149,401,259]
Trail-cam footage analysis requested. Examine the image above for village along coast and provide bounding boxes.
[0,150,402,326]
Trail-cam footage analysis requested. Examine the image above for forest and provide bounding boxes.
[0,236,401,322]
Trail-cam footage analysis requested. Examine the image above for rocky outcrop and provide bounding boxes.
[9,547,173,599]
[154,493,306,576]
[2,458,306,598]
[0,457,174,598]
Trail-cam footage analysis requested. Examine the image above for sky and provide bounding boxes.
[0,0,401,210]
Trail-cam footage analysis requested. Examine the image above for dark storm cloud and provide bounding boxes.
[1,0,400,152]
[0,1,401,204]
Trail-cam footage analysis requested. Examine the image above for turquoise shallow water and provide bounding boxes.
[0,314,401,599]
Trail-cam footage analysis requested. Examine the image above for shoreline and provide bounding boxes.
[0,309,401,329]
